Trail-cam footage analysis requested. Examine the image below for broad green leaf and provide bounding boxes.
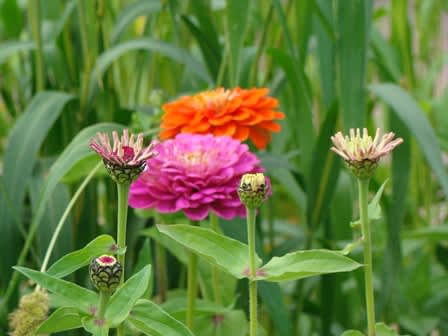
[128,299,193,336]
[369,83,448,198]
[0,41,34,65]
[13,266,97,314]
[307,103,340,229]
[375,322,401,336]
[226,0,251,85]
[258,250,361,282]
[341,331,364,336]
[337,0,372,129]
[405,225,448,241]
[105,265,151,325]
[0,92,74,286]
[111,0,162,44]
[89,38,211,100]
[157,225,262,279]
[195,309,248,336]
[37,307,82,333]
[81,316,109,336]
[47,235,120,278]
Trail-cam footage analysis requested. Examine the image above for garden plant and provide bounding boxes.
[1,0,448,335]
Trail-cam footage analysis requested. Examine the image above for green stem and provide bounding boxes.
[155,241,167,302]
[116,183,130,281]
[98,290,110,320]
[209,213,221,305]
[358,178,376,336]
[186,250,198,330]
[246,207,258,336]
[28,0,44,92]
[116,183,130,336]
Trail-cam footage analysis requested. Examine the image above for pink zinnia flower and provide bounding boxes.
[129,133,264,221]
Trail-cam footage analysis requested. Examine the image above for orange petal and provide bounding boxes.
[258,121,282,132]
[233,126,250,141]
[249,126,270,149]
[213,122,236,137]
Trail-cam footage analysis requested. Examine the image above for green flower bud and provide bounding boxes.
[89,255,122,293]
[238,173,268,209]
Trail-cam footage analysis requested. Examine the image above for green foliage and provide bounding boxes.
[1,0,447,334]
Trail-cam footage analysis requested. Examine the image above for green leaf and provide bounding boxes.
[0,41,34,66]
[195,309,248,336]
[105,265,151,326]
[337,0,372,129]
[0,91,74,286]
[405,225,448,241]
[226,0,251,85]
[258,250,361,282]
[375,322,401,336]
[128,299,193,336]
[369,83,448,198]
[350,179,388,227]
[367,179,388,221]
[341,331,364,336]
[13,266,97,314]
[89,38,211,100]
[47,235,121,278]
[157,224,262,279]
[37,307,82,333]
[81,316,109,336]
[111,0,162,44]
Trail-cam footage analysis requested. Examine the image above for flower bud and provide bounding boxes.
[89,255,122,293]
[238,173,268,209]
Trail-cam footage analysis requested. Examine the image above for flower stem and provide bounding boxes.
[186,250,198,330]
[116,183,130,336]
[210,213,221,305]
[246,207,258,336]
[28,0,44,92]
[358,178,376,336]
[97,290,110,320]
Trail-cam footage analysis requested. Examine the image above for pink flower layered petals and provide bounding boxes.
[129,133,265,221]
[90,129,157,167]
[330,128,403,163]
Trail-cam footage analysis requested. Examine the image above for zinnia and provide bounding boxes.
[160,87,285,149]
[129,133,264,221]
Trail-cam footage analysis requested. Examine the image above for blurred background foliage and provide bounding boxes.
[0,0,448,335]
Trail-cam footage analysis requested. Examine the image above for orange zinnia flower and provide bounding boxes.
[160,87,285,149]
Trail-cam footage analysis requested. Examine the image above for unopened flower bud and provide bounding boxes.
[238,173,268,209]
[89,255,122,293]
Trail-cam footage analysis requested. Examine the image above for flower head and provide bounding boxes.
[129,133,264,221]
[90,129,157,184]
[9,290,49,336]
[160,87,285,149]
[330,128,403,179]
[238,173,269,209]
[89,255,122,293]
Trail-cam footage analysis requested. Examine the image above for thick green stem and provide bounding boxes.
[210,213,221,305]
[358,178,376,336]
[97,291,110,320]
[246,207,258,336]
[186,250,198,330]
[116,183,130,336]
